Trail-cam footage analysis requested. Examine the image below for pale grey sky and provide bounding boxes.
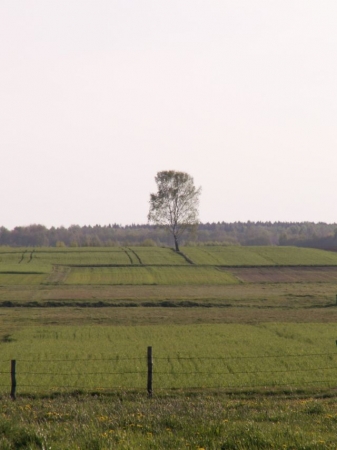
[1,1,337,229]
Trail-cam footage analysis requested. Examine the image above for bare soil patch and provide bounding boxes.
[228,266,337,283]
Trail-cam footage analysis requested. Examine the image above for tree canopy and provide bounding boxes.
[148,170,201,251]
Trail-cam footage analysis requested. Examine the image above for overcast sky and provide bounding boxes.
[1,1,337,229]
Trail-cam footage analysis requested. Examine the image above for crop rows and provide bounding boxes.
[64,266,238,285]
[2,246,337,268]
[1,323,337,394]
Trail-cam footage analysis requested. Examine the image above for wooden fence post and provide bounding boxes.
[147,346,153,398]
[10,360,16,400]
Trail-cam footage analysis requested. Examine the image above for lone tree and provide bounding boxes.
[148,170,201,251]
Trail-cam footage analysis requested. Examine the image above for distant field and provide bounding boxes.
[2,246,337,304]
[229,266,337,283]
[0,274,48,285]
[0,263,52,274]
[2,245,337,267]
[128,247,188,265]
[0,248,137,266]
[33,248,137,265]
[1,246,337,289]
[183,247,270,265]
[183,246,337,266]
[0,261,52,285]
[65,266,238,285]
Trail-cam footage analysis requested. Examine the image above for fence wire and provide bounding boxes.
[1,351,337,396]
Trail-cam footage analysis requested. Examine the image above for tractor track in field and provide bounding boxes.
[18,250,27,264]
[123,249,134,264]
[127,248,143,264]
[44,266,71,285]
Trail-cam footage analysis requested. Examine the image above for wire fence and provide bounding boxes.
[1,348,337,399]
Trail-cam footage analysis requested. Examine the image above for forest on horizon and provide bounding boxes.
[1,222,337,250]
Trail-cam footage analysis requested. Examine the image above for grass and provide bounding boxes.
[64,266,239,285]
[1,323,337,394]
[128,247,189,265]
[2,245,337,268]
[183,246,271,265]
[1,391,337,449]
[183,246,337,266]
[34,248,135,266]
[0,274,48,285]
[2,245,337,448]
[0,263,52,274]
[1,279,337,308]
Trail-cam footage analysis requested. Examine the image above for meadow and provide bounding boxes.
[64,266,239,286]
[1,323,337,394]
[3,245,337,269]
[1,245,337,448]
[2,316,337,449]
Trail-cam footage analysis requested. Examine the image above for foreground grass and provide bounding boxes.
[1,391,337,449]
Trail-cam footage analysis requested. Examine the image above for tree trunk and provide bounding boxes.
[174,235,180,252]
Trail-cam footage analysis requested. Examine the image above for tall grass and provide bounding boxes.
[1,391,337,449]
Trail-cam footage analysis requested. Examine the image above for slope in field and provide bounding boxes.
[128,247,189,265]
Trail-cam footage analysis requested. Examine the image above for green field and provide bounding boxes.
[183,245,337,265]
[0,263,52,273]
[2,245,337,268]
[1,323,337,393]
[65,266,239,285]
[0,274,48,285]
[127,247,189,265]
[2,317,337,448]
[2,245,337,448]
[1,245,337,289]
[34,248,137,265]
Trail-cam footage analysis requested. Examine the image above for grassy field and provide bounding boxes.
[1,323,337,394]
[2,391,337,449]
[2,314,337,448]
[1,245,337,448]
[127,247,189,265]
[2,245,337,268]
[64,266,239,285]
[183,245,337,266]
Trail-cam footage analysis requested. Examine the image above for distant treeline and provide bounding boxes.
[1,222,337,250]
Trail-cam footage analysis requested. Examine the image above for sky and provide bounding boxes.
[1,1,337,229]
